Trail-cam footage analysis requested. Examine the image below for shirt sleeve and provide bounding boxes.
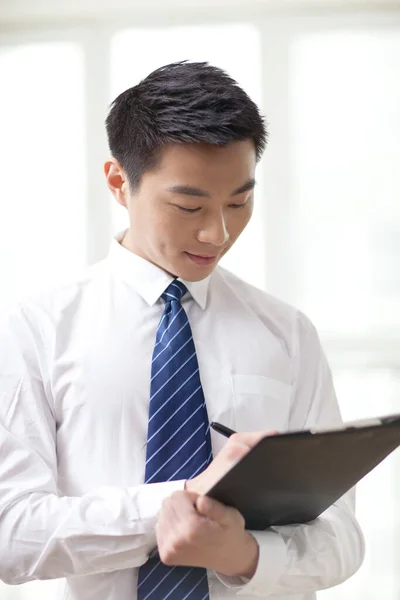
[216,311,365,596]
[0,304,185,584]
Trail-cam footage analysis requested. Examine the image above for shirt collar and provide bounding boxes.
[107,230,210,310]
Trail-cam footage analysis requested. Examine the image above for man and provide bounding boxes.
[0,61,364,599]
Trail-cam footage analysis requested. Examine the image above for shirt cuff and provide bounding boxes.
[129,480,186,554]
[215,529,287,596]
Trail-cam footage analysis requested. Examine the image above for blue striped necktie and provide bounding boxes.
[137,280,212,600]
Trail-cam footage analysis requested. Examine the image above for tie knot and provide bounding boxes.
[161,280,187,303]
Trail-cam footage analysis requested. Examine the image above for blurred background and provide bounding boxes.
[0,0,399,598]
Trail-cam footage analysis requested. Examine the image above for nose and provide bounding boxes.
[197,212,229,247]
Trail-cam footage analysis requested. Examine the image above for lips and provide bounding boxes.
[185,252,218,266]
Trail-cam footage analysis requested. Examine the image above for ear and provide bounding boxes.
[104,158,130,207]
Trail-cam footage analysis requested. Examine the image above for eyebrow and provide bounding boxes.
[166,178,256,199]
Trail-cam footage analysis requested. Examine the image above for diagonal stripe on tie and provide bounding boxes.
[151,335,193,380]
[146,383,202,444]
[153,315,188,358]
[146,404,203,465]
[146,422,204,483]
[148,370,200,425]
[149,352,197,402]
[146,380,203,458]
[137,280,212,599]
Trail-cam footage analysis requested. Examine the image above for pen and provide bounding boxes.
[210,421,236,438]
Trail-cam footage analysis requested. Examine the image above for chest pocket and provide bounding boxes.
[232,374,292,433]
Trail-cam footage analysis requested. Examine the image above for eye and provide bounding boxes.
[177,206,201,213]
[229,202,247,209]
[229,195,252,209]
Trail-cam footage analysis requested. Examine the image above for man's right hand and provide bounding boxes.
[185,430,277,496]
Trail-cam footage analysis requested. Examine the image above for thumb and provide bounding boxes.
[184,490,200,505]
[230,430,278,449]
[196,495,230,525]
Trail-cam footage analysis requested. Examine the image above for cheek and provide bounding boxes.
[154,213,193,249]
[227,208,252,241]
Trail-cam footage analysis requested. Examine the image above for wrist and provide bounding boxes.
[234,532,259,579]
[215,531,259,579]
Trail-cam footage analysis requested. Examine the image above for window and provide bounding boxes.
[1,11,400,600]
[0,42,86,312]
[290,31,400,336]
[290,30,400,600]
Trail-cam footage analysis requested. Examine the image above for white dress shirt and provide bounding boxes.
[0,231,364,599]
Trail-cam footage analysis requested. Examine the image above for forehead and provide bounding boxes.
[152,140,256,186]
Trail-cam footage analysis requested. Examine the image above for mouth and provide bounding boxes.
[184,252,218,266]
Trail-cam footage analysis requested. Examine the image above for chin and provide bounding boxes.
[172,261,217,283]
[182,272,212,282]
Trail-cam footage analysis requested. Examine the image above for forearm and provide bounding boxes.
[270,492,365,594]
[229,491,364,597]
[0,428,184,584]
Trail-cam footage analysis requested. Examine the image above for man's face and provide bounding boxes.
[113,140,256,281]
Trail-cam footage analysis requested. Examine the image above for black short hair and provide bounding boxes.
[105,61,267,191]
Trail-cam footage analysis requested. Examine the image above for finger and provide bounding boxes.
[230,430,278,449]
[183,490,200,505]
[157,496,179,532]
[222,440,252,463]
[195,496,226,522]
[168,490,199,520]
[196,496,243,528]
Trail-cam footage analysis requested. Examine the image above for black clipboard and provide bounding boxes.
[206,414,400,530]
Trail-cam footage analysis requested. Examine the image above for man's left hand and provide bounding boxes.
[155,490,259,579]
